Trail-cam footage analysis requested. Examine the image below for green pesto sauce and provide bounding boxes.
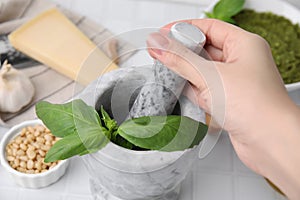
[233,9,300,84]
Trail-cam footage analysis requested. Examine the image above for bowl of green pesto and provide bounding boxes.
[202,0,300,94]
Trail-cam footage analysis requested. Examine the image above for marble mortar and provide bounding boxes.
[77,66,206,200]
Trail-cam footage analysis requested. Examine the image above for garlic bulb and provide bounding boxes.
[0,60,35,113]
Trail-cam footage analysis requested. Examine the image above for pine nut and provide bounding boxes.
[20,143,27,151]
[19,156,28,161]
[27,160,34,170]
[14,159,20,166]
[20,161,26,168]
[26,149,36,160]
[16,150,25,156]
[38,150,46,157]
[6,156,15,161]
[12,143,19,149]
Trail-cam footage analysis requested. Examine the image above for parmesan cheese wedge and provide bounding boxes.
[9,8,119,85]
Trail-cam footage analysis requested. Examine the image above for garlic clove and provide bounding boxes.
[0,60,35,113]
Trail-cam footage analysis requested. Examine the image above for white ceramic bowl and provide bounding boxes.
[202,0,300,103]
[0,119,69,188]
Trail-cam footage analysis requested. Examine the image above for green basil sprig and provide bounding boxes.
[36,99,207,163]
[36,100,110,163]
[205,0,245,24]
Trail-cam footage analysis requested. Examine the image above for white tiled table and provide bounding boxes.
[1,0,298,199]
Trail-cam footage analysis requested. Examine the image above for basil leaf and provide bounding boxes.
[100,106,118,133]
[36,101,78,137]
[206,0,245,23]
[45,134,86,162]
[118,116,207,151]
[205,12,215,19]
[36,99,110,162]
[100,105,112,121]
[44,127,108,162]
[36,100,103,138]
[214,0,245,18]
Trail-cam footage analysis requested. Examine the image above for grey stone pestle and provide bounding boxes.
[128,22,206,119]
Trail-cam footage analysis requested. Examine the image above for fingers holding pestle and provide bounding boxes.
[128,22,206,119]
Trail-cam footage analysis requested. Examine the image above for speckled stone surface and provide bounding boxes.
[128,60,186,118]
[77,66,205,200]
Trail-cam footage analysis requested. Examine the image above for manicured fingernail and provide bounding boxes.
[147,33,169,56]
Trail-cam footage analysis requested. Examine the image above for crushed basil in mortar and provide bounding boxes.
[233,9,300,84]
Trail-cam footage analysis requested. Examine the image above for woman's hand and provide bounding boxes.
[147,18,300,199]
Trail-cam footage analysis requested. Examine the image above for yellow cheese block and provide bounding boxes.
[9,8,118,85]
